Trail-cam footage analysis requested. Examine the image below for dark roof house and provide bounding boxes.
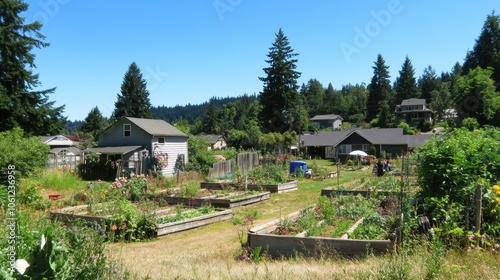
[300,128,433,159]
[395,98,433,126]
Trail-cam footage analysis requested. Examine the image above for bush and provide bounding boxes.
[0,128,50,186]
[417,127,500,235]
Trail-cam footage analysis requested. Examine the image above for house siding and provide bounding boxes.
[152,136,188,177]
[99,121,151,147]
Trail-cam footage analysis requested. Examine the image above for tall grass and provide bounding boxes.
[35,169,89,192]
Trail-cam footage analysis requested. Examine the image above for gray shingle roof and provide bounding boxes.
[301,128,409,147]
[310,114,343,121]
[400,98,426,106]
[196,134,224,144]
[125,117,187,137]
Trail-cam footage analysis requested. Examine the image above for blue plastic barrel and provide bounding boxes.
[289,160,307,174]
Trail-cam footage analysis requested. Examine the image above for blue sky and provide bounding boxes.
[22,0,500,121]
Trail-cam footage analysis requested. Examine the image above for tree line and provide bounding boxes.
[1,0,500,149]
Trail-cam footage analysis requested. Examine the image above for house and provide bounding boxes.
[41,135,82,170]
[86,117,188,177]
[310,114,344,130]
[300,128,434,160]
[196,134,227,150]
[394,98,433,126]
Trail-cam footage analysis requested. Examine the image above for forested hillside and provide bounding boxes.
[150,95,257,124]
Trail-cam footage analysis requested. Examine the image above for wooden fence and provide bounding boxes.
[208,152,260,178]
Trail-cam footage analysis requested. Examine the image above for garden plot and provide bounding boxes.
[248,194,399,258]
[50,202,232,238]
[200,180,298,193]
[156,185,271,208]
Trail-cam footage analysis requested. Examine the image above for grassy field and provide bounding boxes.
[106,165,500,280]
[13,165,500,279]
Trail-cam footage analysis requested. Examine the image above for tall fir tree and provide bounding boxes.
[112,62,153,120]
[393,56,418,105]
[259,28,301,133]
[462,11,500,88]
[201,98,220,134]
[418,65,440,104]
[367,54,392,122]
[0,0,66,135]
[80,106,107,139]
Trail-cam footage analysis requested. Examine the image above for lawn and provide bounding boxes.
[4,163,500,280]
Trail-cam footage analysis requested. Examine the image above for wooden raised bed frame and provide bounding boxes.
[201,180,298,193]
[158,191,271,208]
[248,210,394,258]
[49,204,233,237]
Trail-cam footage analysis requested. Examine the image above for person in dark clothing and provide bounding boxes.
[377,158,384,177]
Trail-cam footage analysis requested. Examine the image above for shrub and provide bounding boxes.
[0,128,50,186]
[417,127,500,235]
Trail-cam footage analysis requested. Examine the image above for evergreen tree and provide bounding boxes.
[376,100,394,128]
[367,54,392,122]
[462,11,500,88]
[201,98,220,134]
[259,29,301,133]
[80,106,107,139]
[0,0,66,135]
[112,62,153,120]
[394,56,418,105]
[418,65,440,104]
[301,78,325,115]
[344,83,368,125]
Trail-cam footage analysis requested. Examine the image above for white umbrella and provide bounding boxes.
[349,150,368,157]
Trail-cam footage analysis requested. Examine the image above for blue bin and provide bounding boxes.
[290,161,307,174]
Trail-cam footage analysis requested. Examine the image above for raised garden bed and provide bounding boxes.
[49,203,233,237]
[156,189,271,208]
[321,188,403,198]
[201,180,298,193]
[247,194,398,258]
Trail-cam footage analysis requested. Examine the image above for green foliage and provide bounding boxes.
[0,128,50,186]
[259,28,301,133]
[417,127,500,235]
[394,56,418,105]
[0,212,131,279]
[246,164,287,184]
[0,0,66,135]
[186,135,217,174]
[367,54,392,122]
[111,62,153,120]
[178,181,200,198]
[80,106,107,139]
[453,67,500,126]
[398,121,416,135]
[461,117,480,131]
[109,175,156,202]
[106,199,157,241]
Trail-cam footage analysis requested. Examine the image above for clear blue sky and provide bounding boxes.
[22,0,500,121]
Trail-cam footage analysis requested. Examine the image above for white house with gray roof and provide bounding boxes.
[310,114,344,130]
[87,117,188,177]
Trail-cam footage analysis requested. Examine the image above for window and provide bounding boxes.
[124,124,131,137]
[339,144,352,154]
[362,144,370,151]
[158,137,165,144]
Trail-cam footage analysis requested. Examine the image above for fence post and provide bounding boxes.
[475,185,482,234]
